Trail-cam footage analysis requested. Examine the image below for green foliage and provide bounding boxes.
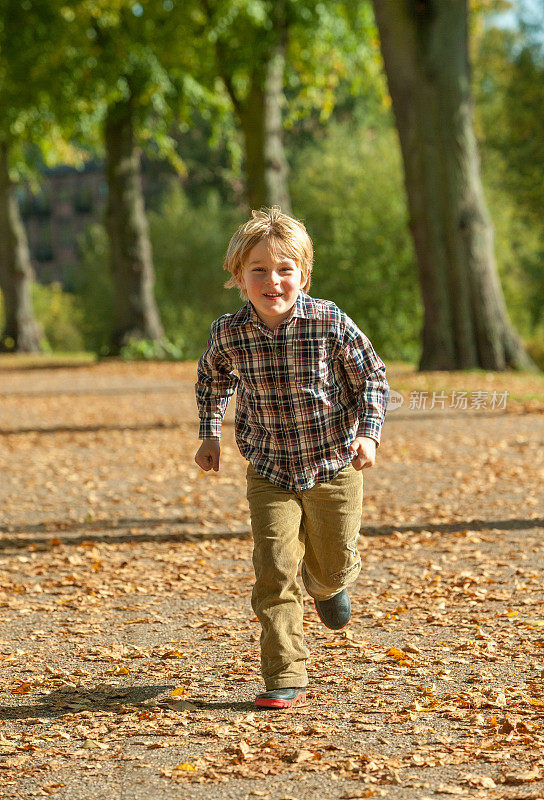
[60,0,223,173]
[291,118,421,363]
[119,335,186,361]
[74,183,244,357]
[148,182,244,356]
[0,281,85,352]
[525,329,544,372]
[31,282,85,352]
[473,22,544,337]
[285,1,386,126]
[74,120,421,364]
[0,0,87,182]
[71,224,115,353]
[483,171,544,338]
[474,23,544,220]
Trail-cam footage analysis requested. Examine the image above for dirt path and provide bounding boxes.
[1,361,543,800]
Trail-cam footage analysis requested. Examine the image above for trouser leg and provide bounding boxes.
[246,464,309,690]
[300,462,363,601]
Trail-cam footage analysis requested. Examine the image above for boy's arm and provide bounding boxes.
[339,316,390,447]
[195,319,239,443]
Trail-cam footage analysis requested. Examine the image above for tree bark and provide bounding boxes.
[104,98,164,351]
[235,49,292,213]
[0,141,42,352]
[238,73,267,211]
[216,15,291,213]
[372,0,533,370]
[263,41,292,213]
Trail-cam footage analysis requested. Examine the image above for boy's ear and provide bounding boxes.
[235,270,246,293]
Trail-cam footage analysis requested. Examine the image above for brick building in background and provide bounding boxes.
[19,161,106,290]
[20,158,173,291]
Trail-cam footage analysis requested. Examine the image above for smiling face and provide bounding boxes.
[237,238,306,330]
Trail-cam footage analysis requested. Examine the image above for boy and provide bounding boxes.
[195,207,389,709]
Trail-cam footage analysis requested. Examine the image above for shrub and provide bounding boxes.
[31,282,85,351]
[120,335,186,361]
[71,224,115,354]
[290,119,421,363]
[525,329,544,371]
[74,187,244,358]
[0,282,85,352]
[148,184,244,357]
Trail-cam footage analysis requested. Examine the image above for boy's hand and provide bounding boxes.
[349,436,376,470]
[195,439,220,472]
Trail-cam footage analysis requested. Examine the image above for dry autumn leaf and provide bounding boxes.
[83,739,109,750]
[10,682,32,694]
[1,361,544,798]
[503,767,542,785]
[284,749,315,763]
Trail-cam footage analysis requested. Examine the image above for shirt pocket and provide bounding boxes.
[236,342,276,392]
[290,337,329,391]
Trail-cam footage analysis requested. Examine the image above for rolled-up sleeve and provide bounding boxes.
[339,316,390,446]
[195,319,239,440]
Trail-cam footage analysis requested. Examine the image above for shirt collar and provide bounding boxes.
[231,291,318,327]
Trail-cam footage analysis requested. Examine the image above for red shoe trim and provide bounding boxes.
[255,690,306,709]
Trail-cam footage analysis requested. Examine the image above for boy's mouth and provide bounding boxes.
[263,293,282,298]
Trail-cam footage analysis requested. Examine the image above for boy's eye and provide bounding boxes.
[249,264,295,273]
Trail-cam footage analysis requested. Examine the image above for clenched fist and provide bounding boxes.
[195,439,221,472]
[349,436,376,470]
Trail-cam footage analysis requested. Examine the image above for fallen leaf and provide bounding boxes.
[284,748,314,763]
[463,774,496,789]
[165,699,197,711]
[10,682,32,694]
[83,739,109,750]
[503,767,542,785]
[404,642,423,654]
[169,686,188,696]
[387,647,407,660]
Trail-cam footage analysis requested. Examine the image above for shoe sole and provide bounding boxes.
[255,690,307,709]
[314,599,350,631]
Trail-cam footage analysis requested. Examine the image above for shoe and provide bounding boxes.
[255,687,307,708]
[314,588,351,630]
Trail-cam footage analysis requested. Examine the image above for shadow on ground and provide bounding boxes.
[0,421,180,436]
[1,517,543,551]
[0,684,174,721]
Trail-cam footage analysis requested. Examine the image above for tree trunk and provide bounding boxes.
[263,42,292,213]
[223,30,291,214]
[239,75,267,211]
[104,99,164,352]
[0,141,42,352]
[238,51,292,213]
[372,0,533,370]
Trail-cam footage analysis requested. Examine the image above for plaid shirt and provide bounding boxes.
[195,292,389,490]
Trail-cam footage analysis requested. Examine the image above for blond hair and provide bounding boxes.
[223,206,313,299]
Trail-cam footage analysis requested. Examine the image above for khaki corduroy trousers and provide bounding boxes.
[246,461,363,690]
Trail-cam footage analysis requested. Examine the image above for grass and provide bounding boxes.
[0,353,541,409]
[0,352,97,370]
[386,362,544,409]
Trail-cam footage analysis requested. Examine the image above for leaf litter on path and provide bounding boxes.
[1,361,544,799]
